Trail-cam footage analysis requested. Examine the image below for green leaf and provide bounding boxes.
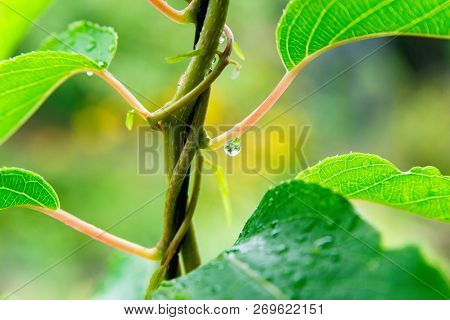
[0,167,59,210]
[125,109,135,131]
[41,20,118,68]
[0,52,99,144]
[277,0,450,70]
[233,41,246,61]
[0,21,118,145]
[203,158,232,225]
[165,48,206,64]
[152,181,449,299]
[94,255,155,299]
[297,153,450,222]
[0,0,53,60]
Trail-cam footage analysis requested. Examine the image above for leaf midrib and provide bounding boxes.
[0,185,48,208]
[283,0,450,68]
[223,254,289,299]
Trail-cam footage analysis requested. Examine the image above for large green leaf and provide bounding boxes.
[41,21,118,68]
[277,0,450,70]
[0,21,118,145]
[297,153,450,222]
[0,167,59,210]
[152,181,449,299]
[0,0,53,60]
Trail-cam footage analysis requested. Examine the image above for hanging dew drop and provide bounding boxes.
[231,66,241,80]
[86,71,94,77]
[224,138,241,157]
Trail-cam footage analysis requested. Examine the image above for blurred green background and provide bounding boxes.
[0,0,449,299]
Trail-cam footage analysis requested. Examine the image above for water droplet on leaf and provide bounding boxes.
[410,166,441,176]
[87,40,97,52]
[274,244,288,254]
[313,235,334,249]
[219,32,226,44]
[86,71,94,77]
[224,138,241,157]
[270,228,281,238]
[295,235,306,244]
[98,60,107,68]
[292,274,307,287]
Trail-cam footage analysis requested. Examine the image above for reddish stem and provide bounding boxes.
[31,206,161,260]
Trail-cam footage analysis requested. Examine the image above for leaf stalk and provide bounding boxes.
[30,206,162,260]
[147,0,198,24]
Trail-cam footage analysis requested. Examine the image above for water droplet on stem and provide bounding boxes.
[224,138,241,157]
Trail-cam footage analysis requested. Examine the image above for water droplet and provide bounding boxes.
[225,248,240,254]
[231,66,241,80]
[292,274,307,287]
[270,228,280,238]
[314,235,334,249]
[224,138,241,157]
[87,40,96,52]
[98,60,107,68]
[295,235,306,244]
[410,166,441,176]
[86,71,94,77]
[219,32,226,44]
[274,244,288,254]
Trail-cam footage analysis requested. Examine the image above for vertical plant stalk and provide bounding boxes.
[157,0,229,283]
[161,153,203,269]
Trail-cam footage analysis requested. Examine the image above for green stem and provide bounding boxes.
[146,0,229,296]
[148,54,231,125]
[181,226,201,272]
[145,0,229,298]
[160,0,229,270]
[161,154,203,268]
[158,90,210,250]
